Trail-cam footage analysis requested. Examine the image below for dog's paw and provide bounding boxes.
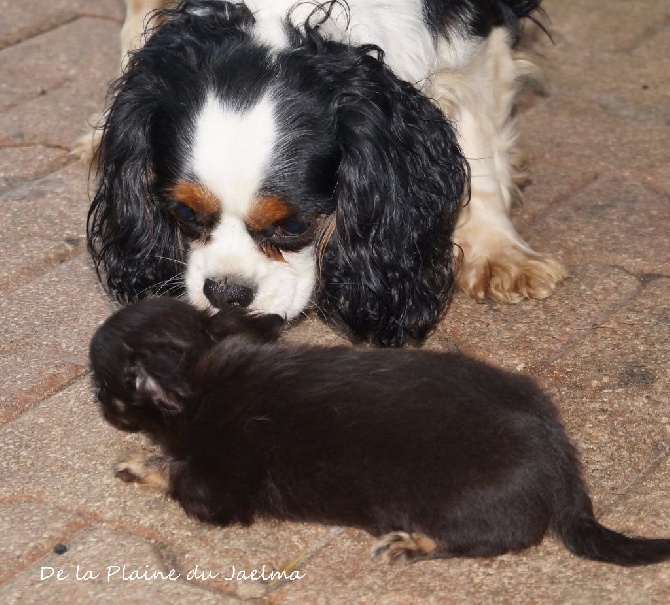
[456,244,567,304]
[115,450,171,491]
[71,123,102,164]
[370,532,438,564]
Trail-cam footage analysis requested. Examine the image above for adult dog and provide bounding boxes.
[85,1,566,346]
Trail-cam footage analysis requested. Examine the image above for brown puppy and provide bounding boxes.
[90,299,670,566]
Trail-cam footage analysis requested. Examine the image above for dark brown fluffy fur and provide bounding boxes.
[90,299,670,566]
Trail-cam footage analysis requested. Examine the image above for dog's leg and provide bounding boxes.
[430,28,566,304]
[119,0,170,70]
[72,0,169,162]
[116,446,250,526]
[370,529,528,564]
[115,450,172,491]
[370,531,440,564]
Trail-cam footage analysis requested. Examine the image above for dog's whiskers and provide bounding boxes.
[155,281,185,297]
[137,274,185,297]
[155,255,187,267]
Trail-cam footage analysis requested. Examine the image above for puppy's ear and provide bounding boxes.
[311,41,468,346]
[132,362,184,415]
[206,307,285,343]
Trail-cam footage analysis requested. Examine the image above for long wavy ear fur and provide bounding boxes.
[87,1,256,304]
[86,84,182,304]
[298,33,468,347]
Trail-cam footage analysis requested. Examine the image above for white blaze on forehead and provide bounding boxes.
[191,92,277,216]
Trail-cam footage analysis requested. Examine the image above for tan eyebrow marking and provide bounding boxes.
[172,181,221,214]
[246,196,292,232]
[246,196,293,263]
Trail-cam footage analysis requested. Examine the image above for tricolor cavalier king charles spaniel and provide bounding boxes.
[89,299,670,566]
[86,0,566,346]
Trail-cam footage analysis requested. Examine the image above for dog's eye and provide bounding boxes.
[276,218,308,237]
[173,202,196,222]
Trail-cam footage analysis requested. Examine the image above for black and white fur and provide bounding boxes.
[90,298,670,567]
[87,0,566,347]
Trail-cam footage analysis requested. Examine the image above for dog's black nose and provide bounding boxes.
[204,278,255,308]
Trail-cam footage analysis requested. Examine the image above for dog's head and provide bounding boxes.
[89,297,283,434]
[88,0,467,346]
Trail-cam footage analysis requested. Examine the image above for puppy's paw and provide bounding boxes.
[115,450,171,491]
[456,244,567,304]
[370,532,437,564]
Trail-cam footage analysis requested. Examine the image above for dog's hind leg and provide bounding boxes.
[370,529,538,564]
[370,532,441,564]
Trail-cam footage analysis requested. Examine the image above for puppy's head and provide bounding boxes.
[89,298,283,434]
[88,1,466,347]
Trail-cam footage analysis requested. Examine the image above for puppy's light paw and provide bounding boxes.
[115,450,171,491]
[370,532,437,564]
[456,245,567,304]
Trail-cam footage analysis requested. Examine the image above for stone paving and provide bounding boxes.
[0,0,668,602]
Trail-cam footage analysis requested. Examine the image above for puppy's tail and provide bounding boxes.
[553,488,670,566]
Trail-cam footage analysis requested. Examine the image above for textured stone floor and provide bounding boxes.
[0,1,668,603]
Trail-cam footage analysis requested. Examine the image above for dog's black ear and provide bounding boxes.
[87,63,186,304]
[312,42,468,347]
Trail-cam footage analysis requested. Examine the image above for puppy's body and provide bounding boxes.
[90,299,670,566]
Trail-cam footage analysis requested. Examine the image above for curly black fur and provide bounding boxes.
[285,33,467,346]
